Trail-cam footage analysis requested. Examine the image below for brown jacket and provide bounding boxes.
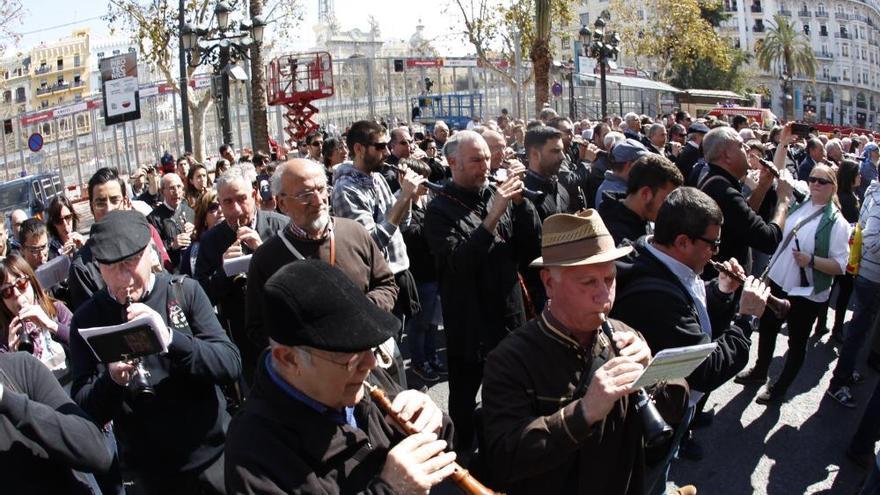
[481,314,646,495]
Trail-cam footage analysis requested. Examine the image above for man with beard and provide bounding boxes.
[424,130,541,454]
[245,159,399,352]
[332,120,426,327]
[194,166,289,383]
[147,173,194,271]
[548,117,589,209]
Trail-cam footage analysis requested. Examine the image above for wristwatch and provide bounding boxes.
[734,314,759,333]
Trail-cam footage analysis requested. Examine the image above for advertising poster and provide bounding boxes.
[100,52,141,125]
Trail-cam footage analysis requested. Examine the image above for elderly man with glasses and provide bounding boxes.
[245,159,398,364]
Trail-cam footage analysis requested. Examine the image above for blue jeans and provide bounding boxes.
[831,276,880,389]
[647,405,696,495]
[406,281,440,366]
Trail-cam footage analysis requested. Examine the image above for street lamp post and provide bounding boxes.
[580,11,620,120]
[181,0,266,149]
[178,0,193,153]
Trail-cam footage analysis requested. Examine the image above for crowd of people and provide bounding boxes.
[1,104,880,495]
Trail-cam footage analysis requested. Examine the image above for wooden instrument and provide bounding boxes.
[708,260,791,319]
[364,382,501,495]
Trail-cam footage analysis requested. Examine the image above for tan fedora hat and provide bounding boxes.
[530,209,633,267]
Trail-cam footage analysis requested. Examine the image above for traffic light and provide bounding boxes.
[394,59,404,72]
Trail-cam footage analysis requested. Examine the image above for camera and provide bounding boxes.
[127,359,156,404]
[791,123,813,139]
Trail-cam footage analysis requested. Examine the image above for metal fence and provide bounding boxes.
[2,58,673,191]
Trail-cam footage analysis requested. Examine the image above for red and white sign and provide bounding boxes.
[406,58,444,68]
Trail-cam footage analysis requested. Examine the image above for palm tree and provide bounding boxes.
[531,0,552,115]
[249,0,270,155]
[756,14,817,121]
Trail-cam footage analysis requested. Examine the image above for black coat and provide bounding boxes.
[597,191,647,245]
[147,202,194,271]
[612,239,751,393]
[675,142,702,180]
[225,354,453,494]
[424,183,541,362]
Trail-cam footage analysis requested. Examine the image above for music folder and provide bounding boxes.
[79,313,168,363]
[223,254,252,276]
[630,343,717,390]
[35,255,71,289]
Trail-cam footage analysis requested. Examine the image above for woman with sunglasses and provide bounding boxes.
[179,189,224,276]
[46,196,85,258]
[736,164,852,405]
[0,254,73,379]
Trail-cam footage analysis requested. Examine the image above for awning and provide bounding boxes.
[681,89,749,100]
[575,73,681,93]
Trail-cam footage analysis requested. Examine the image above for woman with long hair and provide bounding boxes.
[736,164,851,404]
[186,163,212,208]
[0,254,73,376]
[46,196,85,258]
[179,189,224,276]
[321,137,347,184]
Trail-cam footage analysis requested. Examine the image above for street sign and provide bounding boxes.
[551,81,563,98]
[27,132,43,152]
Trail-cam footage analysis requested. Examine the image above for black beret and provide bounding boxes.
[90,210,151,264]
[263,260,399,352]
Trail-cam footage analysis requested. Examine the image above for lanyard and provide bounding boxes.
[278,228,335,266]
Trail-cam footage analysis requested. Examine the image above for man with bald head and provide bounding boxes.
[424,130,541,453]
[147,172,195,271]
[482,129,508,173]
[382,127,415,192]
[246,158,399,360]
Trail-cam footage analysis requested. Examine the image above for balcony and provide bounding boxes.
[751,4,762,13]
[835,32,852,39]
[820,29,829,36]
[836,12,851,20]
[815,10,828,17]
[724,3,738,12]
[34,65,51,75]
[779,9,792,16]
[34,82,70,96]
[816,50,834,59]
[71,80,84,89]
[753,24,766,32]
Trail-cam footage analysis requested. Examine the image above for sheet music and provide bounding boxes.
[35,255,71,289]
[79,313,168,362]
[630,343,717,390]
[223,254,252,276]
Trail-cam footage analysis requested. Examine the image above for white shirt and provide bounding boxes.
[768,201,851,303]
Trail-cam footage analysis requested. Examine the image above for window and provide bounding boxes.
[804,24,811,35]
[56,58,63,70]
[843,68,850,80]
[2,90,9,103]
[843,44,850,56]
[579,13,590,26]
[820,24,828,36]
[863,47,868,59]
[40,100,48,109]
[14,87,24,102]
[74,54,80,67]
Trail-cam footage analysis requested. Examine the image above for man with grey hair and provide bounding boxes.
[424,130,541,453]
[195,165,289,383]
[676,122,709,181]
[695,125,793,278]
[623,112,642,141]
[147,173,195,272]
[433,120,450,151]
[825,138,844,165]
[646,123,668,155]
[245,159,398,365]
[538,107,558,124]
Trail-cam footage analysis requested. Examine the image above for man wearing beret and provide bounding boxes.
[69,210,242,495]
[595,138,649,210]
[225,260,457,494]
[674,122,709,182]
[481,210,688,495]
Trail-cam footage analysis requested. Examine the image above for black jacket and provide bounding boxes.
[69,273,242,476]
[597,191,647,245]
[0,352,112,494]
[612,239,751,393]
[675,142,702,180]
[524,170,574,221]
[401,201,437,283]
[424,183,541,362]
[699,164,782,274]
[147,202,194,271]
[225,353,452,494]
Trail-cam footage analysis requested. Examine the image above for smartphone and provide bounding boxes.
[792,123,813,138]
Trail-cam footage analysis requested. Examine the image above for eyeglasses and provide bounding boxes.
[0,276,29,299]
[208,202,221,213]
[807,176,833,185]
[289,184,330,204]
[693,236,722,252]
[306,346,383,371]
[311,141,324,147]
[367,142,390,151]
[22,244,48,255]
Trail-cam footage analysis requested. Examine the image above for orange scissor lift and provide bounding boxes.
[267,52,335,149]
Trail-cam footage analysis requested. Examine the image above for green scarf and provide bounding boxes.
[788,198,839,294]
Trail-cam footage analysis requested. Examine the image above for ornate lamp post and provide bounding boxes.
[580,11,620,119]
[181,0,266,147]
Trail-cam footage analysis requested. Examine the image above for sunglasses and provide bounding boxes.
[0,276,29,299]
[807,176,833,185]
[694,236,722,251]
[311,141,324,147]
[208,202,221,213]
[367,142,390,151]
